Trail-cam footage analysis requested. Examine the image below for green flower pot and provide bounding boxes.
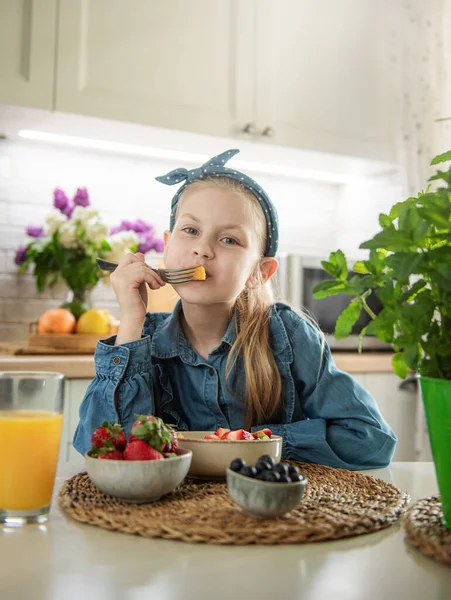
[419,376,451,529]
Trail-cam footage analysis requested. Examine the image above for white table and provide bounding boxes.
[1,462,450,600]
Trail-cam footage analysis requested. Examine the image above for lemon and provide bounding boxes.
[76,309,111,334]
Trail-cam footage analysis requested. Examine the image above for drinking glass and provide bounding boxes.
[0,371,65,526]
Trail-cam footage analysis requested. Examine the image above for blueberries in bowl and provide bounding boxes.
[229,454,304,483]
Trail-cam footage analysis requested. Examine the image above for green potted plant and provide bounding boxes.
[313,149,451,529]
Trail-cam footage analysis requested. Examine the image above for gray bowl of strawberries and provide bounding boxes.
[85,415,192,503]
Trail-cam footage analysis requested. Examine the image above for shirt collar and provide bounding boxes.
[151,301,237,364]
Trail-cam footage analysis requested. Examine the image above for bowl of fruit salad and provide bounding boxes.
[175,427,282,479]
[84,415,192,503]
[226,454,308,518]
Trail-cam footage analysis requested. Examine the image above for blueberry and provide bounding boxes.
[240,465,258,478]
[278,474,292,483]
[288,465,299,477]
[260,469,281,482]
[274,462,289,476]
[257,454,276,468]
[255,459,273,473]
[289,473,303,482]
[230,458,246,472]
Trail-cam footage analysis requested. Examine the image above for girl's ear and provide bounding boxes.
[245,257,279,289]
[163,230,171,245]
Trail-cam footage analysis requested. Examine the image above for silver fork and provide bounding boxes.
[96,258,203,284]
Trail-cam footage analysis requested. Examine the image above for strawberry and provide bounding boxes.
[97,448,123,460]
[251,428,273,439]
[225,429,253,441]
[204,434,221,440]
[124,440,164,461]
[91,421,127,450]
[215,427,230,438]
[129,414,175,453]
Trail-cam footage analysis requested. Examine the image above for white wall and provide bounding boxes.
[0,136,344,341]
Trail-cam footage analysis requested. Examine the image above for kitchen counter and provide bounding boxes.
[0,351,395,378]
[0,462,449,600]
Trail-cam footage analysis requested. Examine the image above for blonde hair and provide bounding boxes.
[177,177,283,429]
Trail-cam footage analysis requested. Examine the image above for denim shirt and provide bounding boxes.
[73,302,397,470]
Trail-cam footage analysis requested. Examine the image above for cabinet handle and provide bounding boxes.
[260,126,274,137]
[241,123,257,135]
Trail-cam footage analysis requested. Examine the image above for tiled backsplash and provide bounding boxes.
[0,137,401,342]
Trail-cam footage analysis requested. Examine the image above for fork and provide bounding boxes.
[96,258,206,285]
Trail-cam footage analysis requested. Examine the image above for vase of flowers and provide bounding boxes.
[15,187,164,319]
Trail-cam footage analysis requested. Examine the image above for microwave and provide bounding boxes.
[275,254,391,352]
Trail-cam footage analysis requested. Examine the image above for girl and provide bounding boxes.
[74,149,397,470]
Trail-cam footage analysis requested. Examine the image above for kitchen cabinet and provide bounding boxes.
[0,0,57,109]
[55,0,255,140]
[53,0,395,160]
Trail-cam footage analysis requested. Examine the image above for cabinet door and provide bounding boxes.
[255,0,396,160]
[0,0,57,108]
[56,0,254,137]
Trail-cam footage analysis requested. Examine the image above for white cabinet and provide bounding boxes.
[351,372,418,461]
[55,0,254,140]
[51,0,395,159]
[0,0,57,109]
[255,0,396,159]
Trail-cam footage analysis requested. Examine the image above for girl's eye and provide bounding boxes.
[221,237,239,245]
[182,227,198,235]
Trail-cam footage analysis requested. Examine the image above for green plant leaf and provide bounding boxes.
[392,352,408,379]
[379,213,392,228]
[312,279,347,299]
[384,252,424,283]
[334,301,362,339]
[430,150,451,165]
[321,250,348,280]
[360,226,416,252]
[352,261,369,274]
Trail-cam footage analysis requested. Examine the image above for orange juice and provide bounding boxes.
[0,410,63,510]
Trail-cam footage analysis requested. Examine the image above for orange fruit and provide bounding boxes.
[37,308,76,334]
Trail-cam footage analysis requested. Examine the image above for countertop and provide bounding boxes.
[1,462,449,600]
[0,351,395,378]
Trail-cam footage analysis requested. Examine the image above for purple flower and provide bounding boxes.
[110,219,133,235]
[137,233,164,254]
[132,219,154,234]
[54,188,70,213]
[73,187,90,207]
[14,246,28,266]
[26,226,45,238]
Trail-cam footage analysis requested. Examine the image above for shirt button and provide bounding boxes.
[112,356,121,365]
[208,368,215,376]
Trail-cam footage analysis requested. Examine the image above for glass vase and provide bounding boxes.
[61,288,92,320]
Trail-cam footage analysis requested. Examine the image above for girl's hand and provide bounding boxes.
[110,253,165,344]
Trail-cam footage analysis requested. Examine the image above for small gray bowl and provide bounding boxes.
[226,468,308,518]
[85,448,193,503]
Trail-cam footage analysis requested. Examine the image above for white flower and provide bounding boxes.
[72,206,99,226]
[45,210,67,235]
[103,230,139,263]
[58,222,78,249]
[85,219,109,245]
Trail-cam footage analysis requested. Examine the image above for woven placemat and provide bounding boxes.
[58,462,409,545]
[404,496,451,567]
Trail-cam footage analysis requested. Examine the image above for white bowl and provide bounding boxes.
[176,431,282,479]
[85,448,193,503]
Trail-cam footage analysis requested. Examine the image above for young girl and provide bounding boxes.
[73,149,397,470]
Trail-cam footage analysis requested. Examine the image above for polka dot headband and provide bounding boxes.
[155,149,279,257]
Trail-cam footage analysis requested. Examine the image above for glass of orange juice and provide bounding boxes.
[0,371,64,526]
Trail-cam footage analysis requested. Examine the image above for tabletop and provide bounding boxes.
[1,461,450,600]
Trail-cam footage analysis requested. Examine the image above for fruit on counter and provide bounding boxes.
[37,308,76,334]
[229,455,304,483]
[91,421,127,451]
[123,440,164,461]
[202,427,273,440]
[75,308,112,334]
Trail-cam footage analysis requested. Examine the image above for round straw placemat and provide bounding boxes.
[404,496,451,567]
[58,462,409,545]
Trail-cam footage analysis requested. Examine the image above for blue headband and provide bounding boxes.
[155,149,279,257]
